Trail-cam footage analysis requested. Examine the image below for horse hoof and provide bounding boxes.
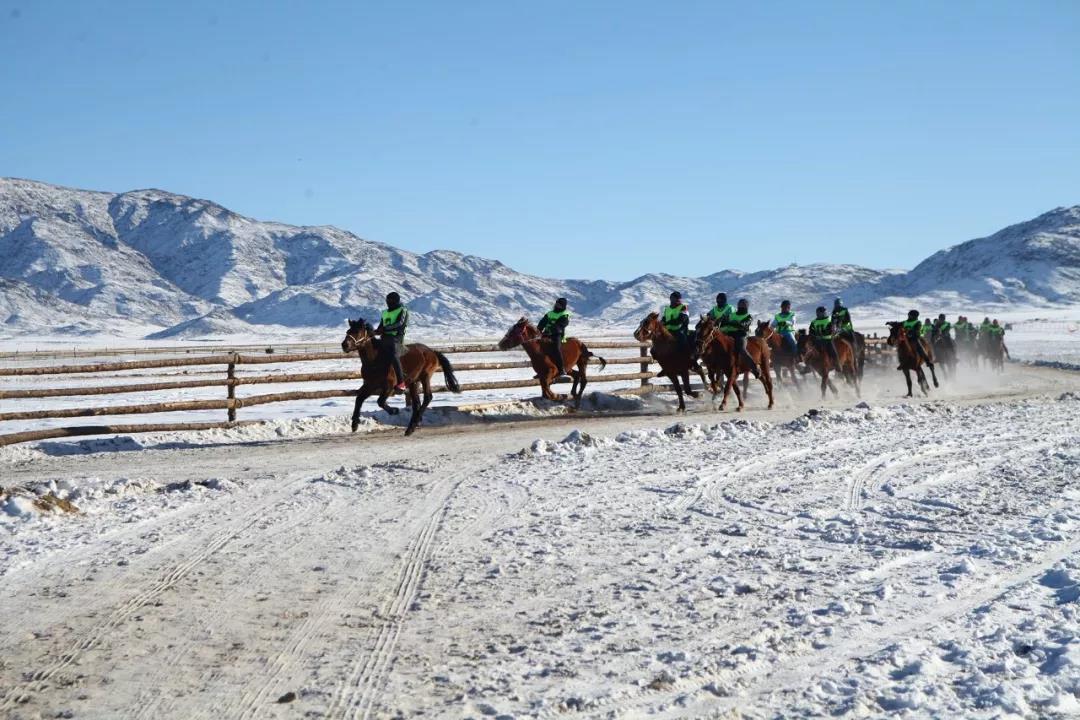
[351,422,359,433]
[404,426,417,436]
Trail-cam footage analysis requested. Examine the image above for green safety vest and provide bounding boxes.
[774,311,795,333]
[663,304,688,331]
[902,319,922,333]
[832,308,853,332]
[722,310,751,333]
[955,321,968,333]
[809,317,833,339]
[709,303,734,322]
[541,309,570,341]
[989,325,1005,335]
[937,321,951,334]
[381,306,407,337]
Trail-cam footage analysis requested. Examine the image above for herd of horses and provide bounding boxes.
[340,312,1009,436]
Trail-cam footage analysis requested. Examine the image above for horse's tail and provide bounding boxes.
[436,352,462,393]
[582,344,607,372]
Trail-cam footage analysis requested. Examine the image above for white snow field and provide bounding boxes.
[1,361,1079,719]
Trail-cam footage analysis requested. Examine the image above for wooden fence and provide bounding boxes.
[0,337,891,446]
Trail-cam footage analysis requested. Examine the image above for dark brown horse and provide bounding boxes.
[886,322,938,397]
[498,318,607,407]
[931,332,958,379]
[756,321,801,389]
[797,333,860,399]
[983,331,1007,372]
[341,318,461,435]
[634,312,710,412]
[695,315,774,411]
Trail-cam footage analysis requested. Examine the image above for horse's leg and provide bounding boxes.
[916,367,930,395]
[902,368,913,397]
[404,384,423,436]
[820,367,828,399]
[760,367,774,408]
[927,361,939,388]
[671,377,685,412]
[377,390,400,416]
[682,370,698,399]
[351,386,373,432]
[741,371,749,397]
[420,373,434,411]
[732,371,745,411]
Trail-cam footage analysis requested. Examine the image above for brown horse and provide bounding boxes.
[341,318,461,435]
[634,312,710,412]
[983,331,1007,372]
[756,321,801,389]
[695,315,774,411]
[886,322,938,397]
[498,318,607,407]
[797,333,860,399]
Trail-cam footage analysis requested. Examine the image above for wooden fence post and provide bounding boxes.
[639,345,649,387]
[227,355,237,422]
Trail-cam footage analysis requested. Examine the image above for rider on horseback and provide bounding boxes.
[932,313,952,341]
[902,310,934,365]
[663,291,692,351]
[808,306,841,368]
[770,300,799,356]
[709,292,734,324]
[537,297,571,378]
[954,315,971,341]
[377,292,409,391]
[720,298,761,379]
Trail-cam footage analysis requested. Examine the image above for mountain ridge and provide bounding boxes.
[1,177,1076,339]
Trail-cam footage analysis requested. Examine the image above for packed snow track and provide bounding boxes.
[1,364,1079,718]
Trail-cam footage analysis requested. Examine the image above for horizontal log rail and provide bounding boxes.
[0,333,894,446]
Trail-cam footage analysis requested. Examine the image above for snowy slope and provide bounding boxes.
[0,177,1075,339]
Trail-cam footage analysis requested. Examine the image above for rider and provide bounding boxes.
[377,292,409,391]
[980,316,993,338]
[709,292,734,324]
[808,306,841,368]
[537,297,571,378]
[662,291,692,351]
[954,315,970,341]
[902,310,934,365]
[770,300,799,356]
[922,318,933,337]
[831,298,855,341]
[932,313,952,341]
[720,298,761,378]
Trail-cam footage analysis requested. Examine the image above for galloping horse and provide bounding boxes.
[932,332,958,379]
[983,331,1006,372]
[797,333,860,399]
[696,315,774,411]
[498,318,607,407]
[886,322,939,397]
[341,318,462,436]
[756,321,800,389]
[634,312,710,412]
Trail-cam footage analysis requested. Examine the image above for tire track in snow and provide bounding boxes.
[0,472,312,713]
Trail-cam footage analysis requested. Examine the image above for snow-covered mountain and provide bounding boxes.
[0,177,1076,339]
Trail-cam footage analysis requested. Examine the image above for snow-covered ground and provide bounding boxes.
[1,359,1078,718]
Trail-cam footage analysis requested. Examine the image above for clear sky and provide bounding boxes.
[2,0,1078,280]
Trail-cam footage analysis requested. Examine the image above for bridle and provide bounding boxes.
[342,327,374,353]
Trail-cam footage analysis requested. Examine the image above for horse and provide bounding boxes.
[497,317,607,407]
[340,318,461,436]
[634,312,711,412]
[931,332,958,379]
[984,331,1006,372]
[756,321,801,389]
[696,315,774,411]
[796,333,860,399]
[886,322,939,397]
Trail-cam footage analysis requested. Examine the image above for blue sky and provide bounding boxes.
[2,0,1078,280]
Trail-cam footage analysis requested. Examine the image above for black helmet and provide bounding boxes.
[554,297,567,310]
[908,309,919,319]
[386,292,401,307]
[670,291,682,303]
[938,313,946,320]
[716,292,727,305]
[834,297,843,307]
[781,299,791,309]
[815,306,827,317]
[737,298,749,310]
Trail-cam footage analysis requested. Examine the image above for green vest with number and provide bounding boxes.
[381,306,407,337]
[810,317,833,339]
[722,310,750,333]
[542,309,569,341]
[663,304,687,332]
[774,311,795,333]
[709,303,734,322]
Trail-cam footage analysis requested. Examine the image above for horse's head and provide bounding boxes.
[756,320,773,339]
[885,321,902,346]
[693,314,717,355]
[498,317,533,350]
[342,318,376,353]
[633,312,661,343]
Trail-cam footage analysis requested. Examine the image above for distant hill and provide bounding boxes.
[1,177,1076,339]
